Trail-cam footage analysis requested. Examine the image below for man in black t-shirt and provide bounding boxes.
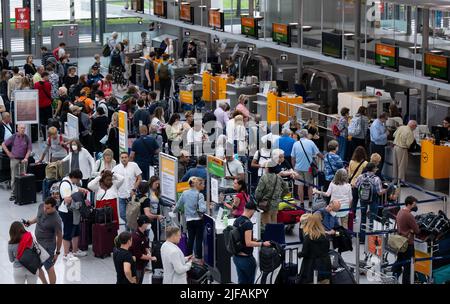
[130,125,160,180]
[113,231,137,284]
[232,202,270,284]
[144,52,156,91]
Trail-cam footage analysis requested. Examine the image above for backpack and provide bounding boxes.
[52,48,60,61]
[259,241,283,273]
[126,195,147,230]
[358,175,374,203]
[158,63,170,81]
[223,219,249,255]
[45,161,65,180]
[102,43,111,57]
[348,116,362,137]
[332,122,341,137]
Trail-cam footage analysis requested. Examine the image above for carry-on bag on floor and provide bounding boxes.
[79,219,93,251]
[0,152,11,183]
[92,221,117,258]
[15,164,36,205]
[151,221,164,271]
[329,250,356,284]
[27,162,47,192]
[275,247,299,285]
[152,269,163,284]
[187,263,209,284]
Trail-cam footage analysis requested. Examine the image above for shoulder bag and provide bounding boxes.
[299,139,318,178]
[196,192,205,220]
[387,222,410,254]
[349,161,365,184]
[258,174,279,212]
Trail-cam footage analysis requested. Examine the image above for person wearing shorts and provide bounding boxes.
[24,197,62,284]
[291,129,324,208]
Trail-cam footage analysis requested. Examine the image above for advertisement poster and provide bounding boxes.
[14,90,39,124]
[160,153,178,204]
[154,0,167,17]
[241,17,257,37]
[209,9,224,30]
[322,32,343,58]
[15,8,30,30]
[375,43,399,70]
[272,23,289,44]
[118,110,128,153]
[424,53,449,81]
[66,113,79,139]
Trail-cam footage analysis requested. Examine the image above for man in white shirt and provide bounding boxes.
[161,226,193,284]
[112,152,142,226]
[221,153,245,192]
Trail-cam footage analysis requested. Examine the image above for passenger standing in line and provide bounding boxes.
[392,196,421,284]
[323,140,344,192]
[34,71,53,137]
[7,67,23,103]
[297,214,331,284]
[369,112,389,173]
[107,112,120,163]
[130,125,160,181]
[393,120,417,184]
[1,124,32,202]
[160,226,193,284]
[144,51,156,91]
[275,128,296,165]
[113,231,137,284]
[175,177,206,264]
[8,221,38,284]
[348,146,368,215]
[93,148,116,176]
[157,53,174,101]
[61,139,95,188]
[348,106,369,157]
[232,202,271,284]
[23,197,62,284]
[336,107,349,161]
[315,200,341,236]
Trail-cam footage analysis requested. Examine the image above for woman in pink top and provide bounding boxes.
[98,74,113,98]
[224,179,249,218]
[235,94,251,122]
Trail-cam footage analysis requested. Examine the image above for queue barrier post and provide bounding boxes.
[313,270,318,284]
[355,232,360,284]
[410,258,415,285]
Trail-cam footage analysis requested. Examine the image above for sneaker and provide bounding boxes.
[63,252,77,261]
[73,250,88,257]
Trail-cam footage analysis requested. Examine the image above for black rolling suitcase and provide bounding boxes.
[329,250,356,284]
[15,164,36,205]
[27,162,47,192]
[187,263,209,284]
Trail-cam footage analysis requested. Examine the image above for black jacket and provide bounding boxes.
[298,234,331,283]
[0,122,13,145]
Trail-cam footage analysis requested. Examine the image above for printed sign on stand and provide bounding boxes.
[66,113,79,140]
[160,153,178,205]
[118,111,128,153]
[15,8,30,30]
[207,155,225,178]
[211,177,219,204]
[14,90,39,124]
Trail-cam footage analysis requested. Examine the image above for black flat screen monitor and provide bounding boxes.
[432,126,449,142]
[276,80,289,93]
[211,62,222,75]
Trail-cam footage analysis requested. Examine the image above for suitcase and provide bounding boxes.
[47,117,60,130]
[152,221,164,270]
[277,209,305,225]
[79,219,92,251]
[96,199,119,230]
[27,163,47,192]
[15,164,36,205]
[152,269,163,284]
[347,211,354,232]
[187,263,209,284]
[92,222,117,258]
[275,247,299,285]
[329,250,356,284]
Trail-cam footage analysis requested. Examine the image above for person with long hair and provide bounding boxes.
[19,76,31,90]
[107,112,120,163]
[183,111,194,131]
[151,106,166,135]
[314,169,353,229]
[137,178,164,240]
[224,179,249,218]
[336,107,350,161]
[8,221,38,284]
[0,70,11,110]
[93,148,117,176]
[23,55,37,77]
[348,146,368,215]
[61,139,95,188]
[297,214,331,284]
[165,113,183,154]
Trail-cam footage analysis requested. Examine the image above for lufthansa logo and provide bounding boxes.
[422,152,429,163]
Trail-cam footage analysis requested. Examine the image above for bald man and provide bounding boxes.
[1,123,32,201]
[315,200,341,236]
[393,120,417,183]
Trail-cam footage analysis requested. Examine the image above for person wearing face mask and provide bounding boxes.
[61,139,95,188]
[314,200,342,237]
[392,196,421,284]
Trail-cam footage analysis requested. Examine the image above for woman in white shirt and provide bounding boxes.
[215,135,227,159]
[226,114,247,156]
[186,120,207,156]
[251,137,273,177]
[61,139,95,188]
[151,106,166,135]
[93,148,117,177]
[313,168,353,229]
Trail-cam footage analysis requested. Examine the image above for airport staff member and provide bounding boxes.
[370,112,389,173]
[393,120,417,183]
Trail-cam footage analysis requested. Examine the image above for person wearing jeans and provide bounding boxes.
[232,202,271,284]
[175,177,207,262]
[392,196,421,284]
[1,124,32,202]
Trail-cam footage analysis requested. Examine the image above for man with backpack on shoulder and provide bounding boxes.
[355,162,387,243]
[225,201,270,284]
[157,54,174,101]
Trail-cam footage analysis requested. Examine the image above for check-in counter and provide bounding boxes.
[254,92,303,123]
[201,72,234,102]
[420,139,450,190]
[226,83,260,109]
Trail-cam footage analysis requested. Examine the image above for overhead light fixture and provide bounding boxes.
[248,46,254,52]
[280,54,288,61]
[213,38,220,43]
[185,31,191,36]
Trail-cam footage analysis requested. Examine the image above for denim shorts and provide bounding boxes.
[42,251,55,270]
[59,211,80,241]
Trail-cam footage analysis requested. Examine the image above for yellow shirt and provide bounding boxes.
[393,126,415,149]
[348,160,368,187]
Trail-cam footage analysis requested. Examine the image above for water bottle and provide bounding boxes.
[223,209,229,227]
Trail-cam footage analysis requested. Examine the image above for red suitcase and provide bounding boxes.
[277,209,305,224]
[92,222,118,258]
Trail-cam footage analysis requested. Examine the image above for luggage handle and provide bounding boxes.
[18,162,27,176]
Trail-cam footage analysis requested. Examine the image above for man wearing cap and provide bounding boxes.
[87,65,104,86]
[177,150,191,181]
[232,201,271,284]
[129,215,157,284]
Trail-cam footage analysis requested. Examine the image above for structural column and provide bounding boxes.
[1,0,12,53]
[296,0,303,83]
[70,0,75,23]
[91,0,97,42]
[354,0,361,91]
[406,6,412,36]
[23,0,32,54]
[421,8,429,125]
[99,0,107,44]
[33,0,43,56]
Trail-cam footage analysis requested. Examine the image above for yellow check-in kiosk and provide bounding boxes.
[266,92,303,124]
[201,72,234,102]
[420,139,450,180]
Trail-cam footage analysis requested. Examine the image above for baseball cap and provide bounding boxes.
[245,201,261,212]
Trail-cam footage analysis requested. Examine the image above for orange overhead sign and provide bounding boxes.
[180,3,192,22]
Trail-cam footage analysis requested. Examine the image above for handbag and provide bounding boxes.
[18,241,42,275]
[387,234,409,254]
[299,139,318,178]
[258,174,279,212]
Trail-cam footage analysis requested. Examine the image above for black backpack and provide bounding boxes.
[259,241,283,273]
[358,175,374,203]
[223,219,249,255]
